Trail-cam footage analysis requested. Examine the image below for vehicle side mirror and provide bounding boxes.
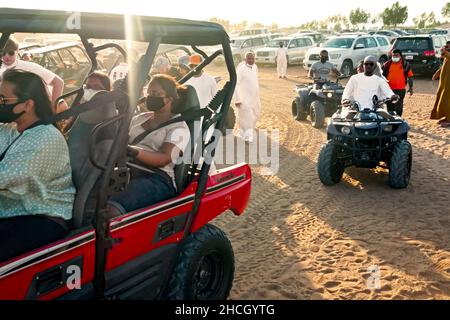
[354,44,365,50]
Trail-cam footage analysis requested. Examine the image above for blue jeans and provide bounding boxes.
[109,174,176,213]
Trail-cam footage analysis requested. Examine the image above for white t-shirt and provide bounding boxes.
[342,73,395,110]
[185,73,218,108]
[0,60,57,97]
[129,114,190,188]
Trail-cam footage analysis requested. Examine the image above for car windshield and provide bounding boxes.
[430,30,445,35]
[322,38,354,48]
[395,38,432,50]
[267,39,289,48]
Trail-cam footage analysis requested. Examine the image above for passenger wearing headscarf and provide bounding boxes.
[342,56,399,110]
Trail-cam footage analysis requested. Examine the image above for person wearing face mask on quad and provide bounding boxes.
[0,70,75,262]
[382,49,414,117]
[108,74,190,214]
[342,55,399,111]
[308,50,341,85]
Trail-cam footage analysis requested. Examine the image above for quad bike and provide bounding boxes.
[291,76,348,128]
[317,96,412,189]
[0,8,251,300]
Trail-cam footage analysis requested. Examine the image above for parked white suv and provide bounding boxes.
[303,34,391,76]
[238,28,270,37]
[255,36,315,65]
[230,35,271,65]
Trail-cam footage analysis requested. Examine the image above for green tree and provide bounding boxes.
[381,2,408,27]
[442,2,450,19]
[413,12,438,29]
[349,8,370,29]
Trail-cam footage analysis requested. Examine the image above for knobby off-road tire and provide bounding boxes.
[317,140,344,185]
[388,140,412,189]
[164,224,235,300]
[310,100,325,128]
[292,100,307,121]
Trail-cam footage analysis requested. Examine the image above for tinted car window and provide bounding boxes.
[376,37,389,46]
[304,38,313,46]
[253,38,265,46]
[395,38,432,51]
[296,39,305,47]
[365,37,378,48]
[355,38,365,48]
[242,40,252,48]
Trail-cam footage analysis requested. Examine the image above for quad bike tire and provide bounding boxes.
[292,100,307,121]
[310,100,325,128]
[317,140,344,185]
[164,224,235,300]
[388,140,412,189]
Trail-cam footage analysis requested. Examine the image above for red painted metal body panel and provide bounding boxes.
[0,163,251,299]
[0,231,96,300]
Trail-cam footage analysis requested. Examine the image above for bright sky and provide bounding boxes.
[0,0,447,27]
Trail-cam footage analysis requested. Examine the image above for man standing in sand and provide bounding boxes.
[275,42,288,79]
[235,52,261,143]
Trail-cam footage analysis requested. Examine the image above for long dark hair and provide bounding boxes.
[2,69,53,119]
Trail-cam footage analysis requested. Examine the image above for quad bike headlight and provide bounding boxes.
[341,126,351,135]
[383,125,393,133]
[327,92,333,98]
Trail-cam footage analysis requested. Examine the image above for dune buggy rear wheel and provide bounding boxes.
[164,224,235,300]
[292,100,307,121]
[310,100,325,128]
[317,140,344,185]
[388,140,412,189]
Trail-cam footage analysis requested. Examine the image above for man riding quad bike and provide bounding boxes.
[317,55,411,189]
[292,50,346,128]
[317,96,412,189]
[0,8,251,300]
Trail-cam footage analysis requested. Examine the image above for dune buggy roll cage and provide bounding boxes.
[0,8,236,298]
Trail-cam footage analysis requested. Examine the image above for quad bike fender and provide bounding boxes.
[190,163,252,233]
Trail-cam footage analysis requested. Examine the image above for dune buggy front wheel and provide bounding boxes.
[164,224,235,300]
[317,140,344,185]
[388,140,412,189]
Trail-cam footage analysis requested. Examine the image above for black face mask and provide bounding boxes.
[146,96,166,112]
[0,102,25,123]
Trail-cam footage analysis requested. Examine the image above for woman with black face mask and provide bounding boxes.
[0,69,75,262]
[108,74,190,214]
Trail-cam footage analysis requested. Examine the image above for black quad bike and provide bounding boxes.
[317,96,412,189]
[291,76,348,128]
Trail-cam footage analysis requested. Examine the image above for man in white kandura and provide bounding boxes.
[342,55,399,110]
[275,41,288,79]
[235,52,261,143]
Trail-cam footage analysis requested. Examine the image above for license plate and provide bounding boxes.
[405,55,414,60]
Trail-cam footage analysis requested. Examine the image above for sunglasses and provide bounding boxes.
[364,62,375,66]
[1,51,16,57]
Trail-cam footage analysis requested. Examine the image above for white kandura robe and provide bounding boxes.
[276,47,288,78]
[235,62,261,141]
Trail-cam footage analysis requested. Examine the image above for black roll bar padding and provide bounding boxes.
[191,45,209,60]
[181,39,236,242]
[178,49,223,85]
[92,37,162,300]
[89,113,126,170]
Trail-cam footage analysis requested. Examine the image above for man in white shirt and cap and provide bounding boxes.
[235,52,261,143]
[0,37,64,112]
[185,54,218,108]
[275,42,288,79]
[342,55,399,110]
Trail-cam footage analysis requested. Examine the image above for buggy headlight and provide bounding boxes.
[327,92,333,98]
[383,125,393,133]
[341,126,351,135]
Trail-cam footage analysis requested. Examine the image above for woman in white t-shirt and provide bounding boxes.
[109,74,190,213]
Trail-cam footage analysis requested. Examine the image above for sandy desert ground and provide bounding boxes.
[207,63,450,300]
